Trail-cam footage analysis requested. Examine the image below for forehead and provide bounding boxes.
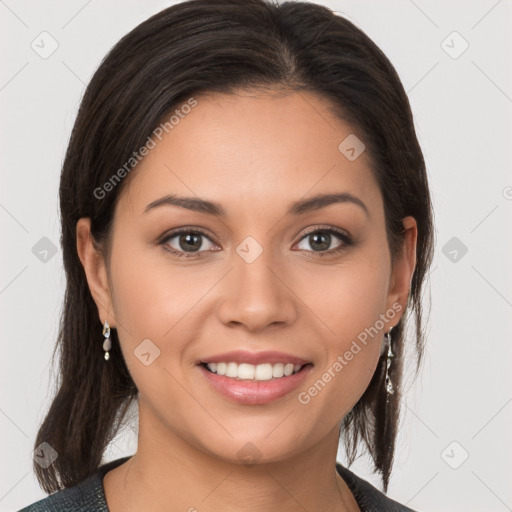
[119,89,382,218]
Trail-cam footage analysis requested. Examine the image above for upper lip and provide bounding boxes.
[199,350,311,366]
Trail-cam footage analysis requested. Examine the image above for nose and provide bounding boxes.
[216,247,297,333]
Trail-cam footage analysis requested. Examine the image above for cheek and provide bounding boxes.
[107,246,180,363]
[294,250,389,412]
[108,256,202,416]
[108,242,222,388]
[110,241,206,336]
[295,246,390,346]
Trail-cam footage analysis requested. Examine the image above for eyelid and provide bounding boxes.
[297,224,351,240]
[158,226,215,243]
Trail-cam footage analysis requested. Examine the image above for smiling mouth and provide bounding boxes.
[200,361,312,381]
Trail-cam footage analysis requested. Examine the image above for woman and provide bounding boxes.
[20,0,434,510]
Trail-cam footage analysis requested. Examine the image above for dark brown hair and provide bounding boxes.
[34,0,434,494]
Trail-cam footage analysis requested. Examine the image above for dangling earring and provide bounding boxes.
[384,327,394,396]
[102,320,111,360]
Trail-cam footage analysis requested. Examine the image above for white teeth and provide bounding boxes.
[205,361,304,381]
[255,363,273,381]
[226,362,238,378]
[284,363,294,376]
[272,363,284,378]
[238,363,255,380]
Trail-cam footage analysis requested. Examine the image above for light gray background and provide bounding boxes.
[1,1,511,511]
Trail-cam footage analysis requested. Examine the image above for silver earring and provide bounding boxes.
[102,321,111,360]
[384,327,394,395]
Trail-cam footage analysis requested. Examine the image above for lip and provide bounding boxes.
[197,361,313,405]
[199,350,310,366]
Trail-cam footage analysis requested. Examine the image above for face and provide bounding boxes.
[78,89,416,466]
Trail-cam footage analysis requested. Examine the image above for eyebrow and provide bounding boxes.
[143,192,370,218]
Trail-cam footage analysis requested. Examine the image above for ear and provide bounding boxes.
[385,216,417,325]
[76,217,116,328]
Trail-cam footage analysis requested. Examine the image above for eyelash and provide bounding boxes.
[158,225,353,259]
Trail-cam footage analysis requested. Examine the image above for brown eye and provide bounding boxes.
[160,229,217,257]
[295,227,352,255]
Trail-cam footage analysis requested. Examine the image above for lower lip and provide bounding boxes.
[197,364,313,405]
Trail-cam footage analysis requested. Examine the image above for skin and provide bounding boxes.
[77,89,417,512]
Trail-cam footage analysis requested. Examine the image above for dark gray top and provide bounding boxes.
[19,456,416,511]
